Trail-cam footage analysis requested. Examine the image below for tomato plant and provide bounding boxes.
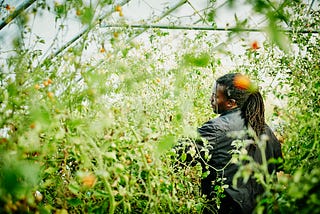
[0,0,319,213]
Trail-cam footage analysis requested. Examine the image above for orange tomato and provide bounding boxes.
[47,92,54,99]
[251,41,260,50]
[113,32,119,38]
[115,5,122,12]
[34,84,40,90]
[82,174,97,188]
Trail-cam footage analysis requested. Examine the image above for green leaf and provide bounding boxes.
[44,167,57,175]
[30,106,51,126]
[156,135,176,156]
[202,170,210,179]
[181,152,187,162]
[183,53,210,67]
[54,3,67,18]
[80,7,94,25]
[68,183,80,195]
[68,198,82,206]
[266,14,290,53]
[7,83,18,97]
[0,157,40,198]
[207,9,215,23]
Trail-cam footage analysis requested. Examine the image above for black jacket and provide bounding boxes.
[197,108,282,213]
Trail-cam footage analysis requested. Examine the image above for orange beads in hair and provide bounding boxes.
[234,74,250,90]
[233,74,258,93]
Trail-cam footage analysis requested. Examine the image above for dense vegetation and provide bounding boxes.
[0,0,319,213]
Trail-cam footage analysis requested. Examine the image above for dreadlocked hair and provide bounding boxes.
[241,92,265,137]
[216,73,265,137]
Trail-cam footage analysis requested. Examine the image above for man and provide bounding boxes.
[177,73,283,213]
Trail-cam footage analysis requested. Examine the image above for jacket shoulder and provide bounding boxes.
[198,110,245,140]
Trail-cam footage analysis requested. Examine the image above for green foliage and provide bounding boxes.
[0,152,40,213]
[183,52,211,67]
[0,25,215,213]
[80,7,94,25]
[233,2,320,213]
[0,0,319,213]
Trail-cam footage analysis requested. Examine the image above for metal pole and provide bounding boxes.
[0,0,36,30]
[100,24,320,34]
[43,0,132,63]
[42,0,188,64]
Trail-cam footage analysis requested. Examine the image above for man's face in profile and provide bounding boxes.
[211,83,229,114]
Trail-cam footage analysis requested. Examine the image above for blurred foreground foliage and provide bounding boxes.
[0,0,319,213]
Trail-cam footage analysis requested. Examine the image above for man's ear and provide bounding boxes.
[227,99,237,108]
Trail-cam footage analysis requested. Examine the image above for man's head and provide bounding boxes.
[211,73,250,114]
[211,83,236,114]
[211,73,266,136]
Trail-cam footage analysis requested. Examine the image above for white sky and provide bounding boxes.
[0,0,271,58]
